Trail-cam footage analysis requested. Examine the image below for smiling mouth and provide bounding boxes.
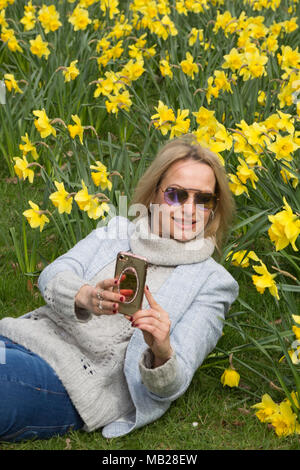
[172,217,197,226]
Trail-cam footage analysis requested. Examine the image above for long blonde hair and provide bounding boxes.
[130,135,235,253]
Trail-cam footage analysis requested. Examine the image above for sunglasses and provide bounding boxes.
[160,186,218,210]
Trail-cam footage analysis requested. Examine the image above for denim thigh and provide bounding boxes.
[0,335,84,442]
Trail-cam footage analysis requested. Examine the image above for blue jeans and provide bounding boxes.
[0,335,84,442]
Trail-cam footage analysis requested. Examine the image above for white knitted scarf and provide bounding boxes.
[129,214,215,266]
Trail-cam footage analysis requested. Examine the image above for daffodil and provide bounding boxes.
[62,60,80,82]
[19,133,39,160]
[20,8,36,31]
[151,101,175,136]
[222,47,244,72]
[23,200,49,232]
[169,109,190,139]
[90,161,112,191]
[228,173,249,196]
[220,368,240,388]
[159,58,173,79]
[180,52,198,80]
[38,4,62,33]
[120,58,145,84]
[74,180,93,211]
[1,27,23,53]
[251,394,279,423]
[49,182,73,214]
[4,73,22,94]
[100,0,119,19]
[268,197,300,251]
[93,71,124,98]
[29,34,50,59]
[68,5,91,31]
[85,198,110,220]
[236,158,259,189]
[227,250,260,268]
[105,90,132,115]
[13,155,35,183]
[33,109,56,138]
[269,401,300,437]
[252,261,279,299]
[68,114,84,144]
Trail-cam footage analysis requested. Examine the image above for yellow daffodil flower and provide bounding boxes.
[169,109,190,139]
[252,261,279,299]
[151,101,175,136]
[20,10,36,31]
[1,27,23,53]
[227,250,260,268]
[180,52,198,80]
[23,200,49,232]
[13,156,35,183]
[105,90,132,115]
[29,34,50,59]
[49,182,73,214]
[251,394,279,423]
[159,58,173,79]
[19,133,39,160]
[222,47,244,72]
[100,0,119,19]
[74,180,93,211]
[269,401,300,437]
[63,60,80,82]
[220,368,240,387]
[268,197,300,251]
[4,73,22,94]
[120,58,145,84]
[93,71,124,98]
[228,173,249,196]
[236,157,259,189]
[90,161,112,191]
[33,109,56,138]
[68,5,91,31]
[38,4,62,34]
[68,114,84,144]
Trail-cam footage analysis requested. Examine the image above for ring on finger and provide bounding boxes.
[97,289,104,300]
[98,300,104,311]
[156,312,161,320]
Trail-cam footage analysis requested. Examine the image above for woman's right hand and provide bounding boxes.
[75,278,126,316]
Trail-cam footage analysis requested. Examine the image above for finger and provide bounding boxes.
[131,308,162,325]
[144,285,159,309]
[94,298,118,315]
[94,287,125,305]
[96,278,119,291]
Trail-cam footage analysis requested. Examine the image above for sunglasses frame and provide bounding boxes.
[159,186,218,210]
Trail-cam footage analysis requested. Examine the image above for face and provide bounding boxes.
[150,159,217,242]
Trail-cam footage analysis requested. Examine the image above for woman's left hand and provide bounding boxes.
[128,286,173,367]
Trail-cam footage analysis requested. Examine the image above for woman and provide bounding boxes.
[0,135,238,442]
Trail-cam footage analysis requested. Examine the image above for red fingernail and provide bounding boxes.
[146,285,149,290]
[120,296,125,302]
[113,309,117,314]
[114,279,118,285]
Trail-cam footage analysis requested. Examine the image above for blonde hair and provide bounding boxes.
[129,135,235,253]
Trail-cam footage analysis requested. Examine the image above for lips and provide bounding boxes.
[172,217,196,226]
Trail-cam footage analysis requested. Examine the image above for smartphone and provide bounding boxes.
[113,251,148,316]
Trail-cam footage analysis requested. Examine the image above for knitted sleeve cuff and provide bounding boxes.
[43,270,93,322]
[138,348,183,398]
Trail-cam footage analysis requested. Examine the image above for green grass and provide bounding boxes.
[0,177,300,450]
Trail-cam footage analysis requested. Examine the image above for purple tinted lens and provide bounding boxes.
[164,188,188,206]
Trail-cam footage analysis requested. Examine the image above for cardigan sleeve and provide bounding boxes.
[138,267,239,401]
[36,216,131,322]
